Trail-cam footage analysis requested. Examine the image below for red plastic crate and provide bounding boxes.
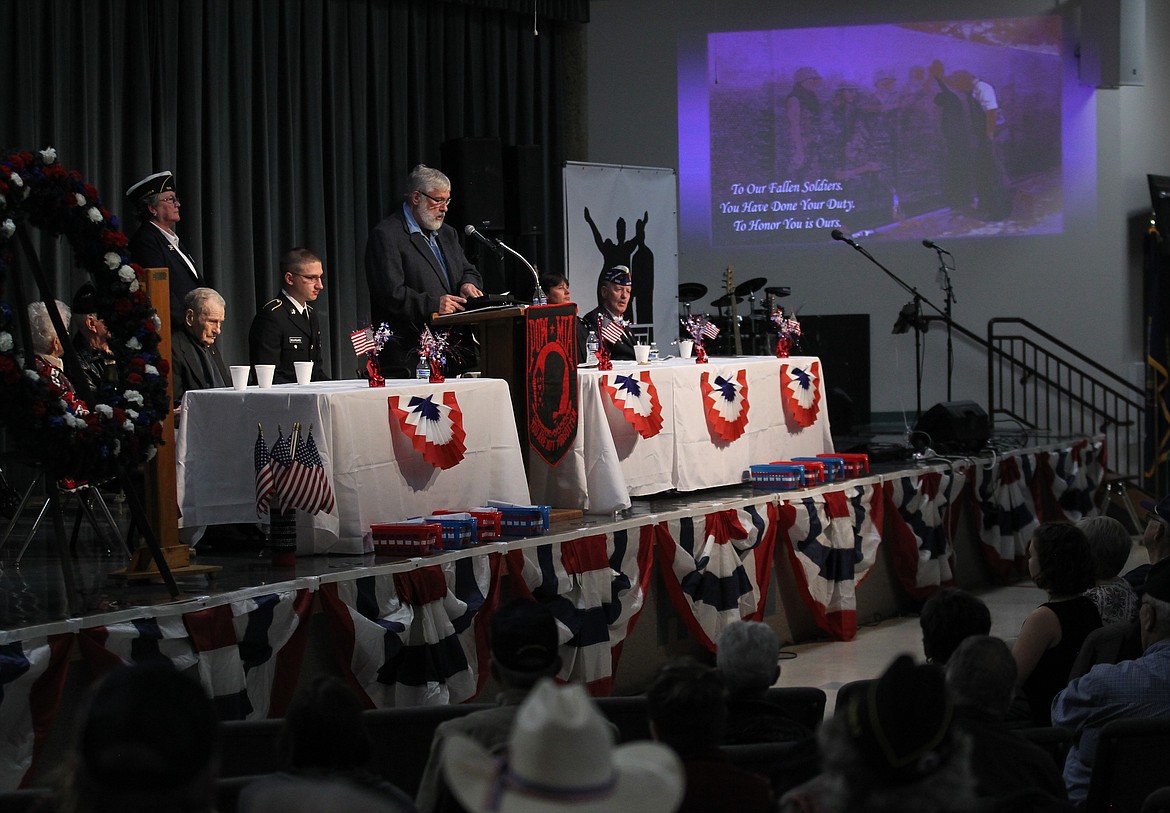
[772,459,825,486]
[818,452,869,477]
[369,522,443,556]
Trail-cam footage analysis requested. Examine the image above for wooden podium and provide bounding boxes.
[433,306,530,449]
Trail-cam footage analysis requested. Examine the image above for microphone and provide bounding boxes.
[922,239,951,254]
[830,229,859,248]
[464,224,503,256]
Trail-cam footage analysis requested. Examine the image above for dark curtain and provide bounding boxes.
[0,0,575,378]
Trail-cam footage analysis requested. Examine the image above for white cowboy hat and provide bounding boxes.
[442,679,684,813]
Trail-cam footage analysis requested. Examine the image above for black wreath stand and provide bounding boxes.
[11,224,179,610]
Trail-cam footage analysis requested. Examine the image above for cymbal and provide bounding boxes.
[765,286,791,297]
[678,282,708,303]
[735,277,768,296]
[710,293,743,308]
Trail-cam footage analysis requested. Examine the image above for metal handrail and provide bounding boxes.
[987,318,1145,485]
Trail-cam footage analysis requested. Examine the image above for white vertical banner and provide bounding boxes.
[563,162,679,347]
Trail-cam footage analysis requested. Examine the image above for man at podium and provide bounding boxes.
[364,164,484,378]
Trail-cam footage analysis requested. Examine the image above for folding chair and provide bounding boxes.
[0,467,126,563]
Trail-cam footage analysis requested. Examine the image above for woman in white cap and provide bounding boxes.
[126,170,201,324]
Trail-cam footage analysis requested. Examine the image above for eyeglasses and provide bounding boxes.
[293,273,324,283]
[157,195,179,205]
[420,191,452,208]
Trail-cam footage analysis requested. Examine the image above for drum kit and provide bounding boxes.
[677,278,792,355]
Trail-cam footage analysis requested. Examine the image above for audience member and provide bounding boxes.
[171,287,229,407]
[70,282,118,394]
[780,654,977,813]
[582,265,637,360]
[918,587,992,665]
[239,675,414,812]
[945,635,1067,808]
[1078,515,1139,624]
[441,678,683,813]
[1124,495,1170,595]
[1052,563,1170,806]
[126,170,201,323]
[716,620,811,744]
[647,658,773,813]
[365,164,484,378]
[59,662,219,813]
[414,598,563,813]
[248,247,330,384]
[27,299,84,401]
[1011,522,1102,726]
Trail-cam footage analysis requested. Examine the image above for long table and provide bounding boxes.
[176,379,530,554]
[528,355,834,514]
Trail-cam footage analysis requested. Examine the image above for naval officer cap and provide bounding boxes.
[125,170,176,204]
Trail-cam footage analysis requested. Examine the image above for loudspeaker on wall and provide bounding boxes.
[1080,0,1144,88]
[505,145,545,235]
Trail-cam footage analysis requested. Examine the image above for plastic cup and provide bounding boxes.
[229,365,250,391]
[634,344,651,364]
[255,364,276,389]
[678,340,694,359]
[294,361,313,385]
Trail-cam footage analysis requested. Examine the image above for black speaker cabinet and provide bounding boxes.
[440,137,505,231]
[796,314,870,435]
[914,401,990,453]
[505,144,545,235]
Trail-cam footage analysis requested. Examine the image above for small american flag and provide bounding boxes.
[351,327,376,356]
[255,425,277,516]
[276,424,335,515]
[599,317,625,346]
[701,320,720,340]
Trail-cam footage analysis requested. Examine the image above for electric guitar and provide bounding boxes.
[723,266,743,356]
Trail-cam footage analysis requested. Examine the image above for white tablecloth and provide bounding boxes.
[176,379,530,554]
[528,356,834,514]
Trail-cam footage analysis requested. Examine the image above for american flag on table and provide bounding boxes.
[351,327,376,356]
[778,484,884,641]
[599,316,626,346]
[700,319,720,339]
[655,503,776,649]
[275,424,335,515]
[254,425,277,517]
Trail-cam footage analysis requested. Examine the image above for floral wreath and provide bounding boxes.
[0,147,170,479]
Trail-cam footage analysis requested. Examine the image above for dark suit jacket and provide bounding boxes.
[129,221,201,324]
[248,297,329,384]
[583,306,636,360]
[171,328,230,406]
[364,206,482,378]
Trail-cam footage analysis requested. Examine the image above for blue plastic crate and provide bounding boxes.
[749,464,806,491]
[795,456,845,482]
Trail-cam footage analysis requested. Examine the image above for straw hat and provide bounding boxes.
[442,679,684,813]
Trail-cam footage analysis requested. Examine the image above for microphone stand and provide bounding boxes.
[496,238,546,305]
[931,247,956,401]
[837,237,948,418]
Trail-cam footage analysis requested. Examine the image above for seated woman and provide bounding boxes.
[28,299,88,414]
[1011,522,1102,726]
[1078,515,1139,624]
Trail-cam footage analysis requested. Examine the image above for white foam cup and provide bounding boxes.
[634,344,652,364]
[255,364,276,389]
[294,361,313,385]
[230,365,250,391]
[678,340,694,359]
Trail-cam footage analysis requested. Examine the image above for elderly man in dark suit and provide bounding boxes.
[583,265,637,360]
[364,164,484,378]
[171,287,229,409]
[126,171,201,325]
[248,247,330,384]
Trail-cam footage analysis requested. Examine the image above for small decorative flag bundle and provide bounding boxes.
[253,422,335,516]
[417,326,451,383]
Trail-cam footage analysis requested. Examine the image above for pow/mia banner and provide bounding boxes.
[526,304,579,466]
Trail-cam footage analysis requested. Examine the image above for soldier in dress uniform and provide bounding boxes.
[248,247,329,384]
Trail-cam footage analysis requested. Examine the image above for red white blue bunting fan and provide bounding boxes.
[388,391,467,470]
[701,368,750,443]
[781,361,821,428]
[602,371,663,439]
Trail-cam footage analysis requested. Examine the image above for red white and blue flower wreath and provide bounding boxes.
[0,148,170,479]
